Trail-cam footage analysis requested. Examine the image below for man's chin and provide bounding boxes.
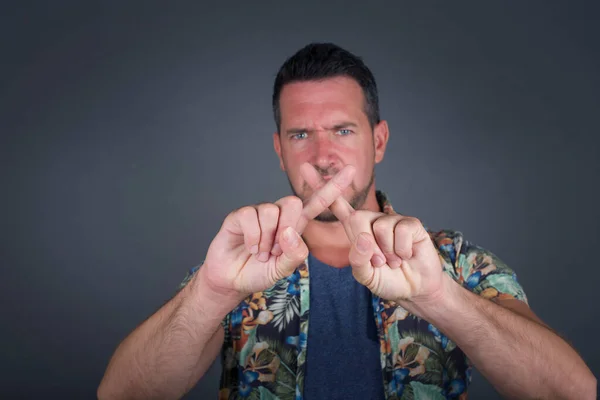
[314,211,339,223]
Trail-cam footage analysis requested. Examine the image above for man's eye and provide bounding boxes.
[292,132,308,140]
[338,129,352,135]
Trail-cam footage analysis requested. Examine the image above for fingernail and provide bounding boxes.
[357,234,370,253]
[283,227,299,247]
[250,245,258,254]
[372,255,386,266]
[258,252,269,262]
[272,243,282,254]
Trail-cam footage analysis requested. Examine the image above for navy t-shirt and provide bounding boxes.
[303,253,385,399]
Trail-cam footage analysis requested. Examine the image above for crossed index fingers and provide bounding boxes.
[300,162,387,267]
[300,163,356,224]
[296,164,356,233]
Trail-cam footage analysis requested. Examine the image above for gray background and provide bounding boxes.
[1,1,598,399]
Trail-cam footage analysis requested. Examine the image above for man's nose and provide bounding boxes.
[311,134,335,170]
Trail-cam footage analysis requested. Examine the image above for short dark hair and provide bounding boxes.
[272,42,380,132]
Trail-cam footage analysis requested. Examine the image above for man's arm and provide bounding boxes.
[97,177,351,399]
[311,173,596,399]
[404,274,597,400]
[97,267,235,400]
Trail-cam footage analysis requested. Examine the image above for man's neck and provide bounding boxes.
[301,185,381,268]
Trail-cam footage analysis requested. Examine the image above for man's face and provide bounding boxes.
[273,76,388,222]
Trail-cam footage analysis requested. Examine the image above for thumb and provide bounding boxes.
[275,227,308,279]
[349,232,376,287]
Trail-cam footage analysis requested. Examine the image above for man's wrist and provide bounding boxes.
[187,267,244,321]
[398,273,462,321]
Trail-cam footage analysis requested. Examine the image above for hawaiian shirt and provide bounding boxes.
[177,191,528,400]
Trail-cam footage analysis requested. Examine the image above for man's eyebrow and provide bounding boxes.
[330,122,358,130]
[285,127,310,135]
[284,122,358,135]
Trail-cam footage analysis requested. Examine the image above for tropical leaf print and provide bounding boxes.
[485,273,528,302]
[269,286,300,332]
[239,329,257,373]
[409,381,446,400]
[260,338,297,400]
[258,386,281,400]
[202,195,531,399]
[401,330,445,360]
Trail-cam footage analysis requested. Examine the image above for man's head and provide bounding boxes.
[272,43,389,222]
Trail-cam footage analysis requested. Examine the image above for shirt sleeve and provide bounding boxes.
[176,264,202,293]
[434,230,528,304]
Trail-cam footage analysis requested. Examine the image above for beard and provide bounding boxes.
[287,165,375,222]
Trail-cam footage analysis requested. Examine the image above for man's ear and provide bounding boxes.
[273,132,285,171]
[373,120,389,164]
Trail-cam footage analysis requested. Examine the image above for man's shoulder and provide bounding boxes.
[425,227,528,302]
[427,228,497,263]
[427,228,466,266]
[427,228,464,243]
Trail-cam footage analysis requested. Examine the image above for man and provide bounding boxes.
[98,43,596,399]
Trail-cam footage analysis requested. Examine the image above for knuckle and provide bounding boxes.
[238,206,256,219]
[224,210,237,224]
[405,217,421,227]
[394,221,407,231]
[259,203,279,218]
[372,220,388,236]
[290,196,303,209]
[280,195,297,205]
[396,218,414,232]
[281,196,303,212]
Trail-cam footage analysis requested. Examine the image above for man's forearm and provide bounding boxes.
[401,275,596,399]
[98,268,238,400]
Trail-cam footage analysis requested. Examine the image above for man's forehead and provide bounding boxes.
[283,114,358,131]
[279,79,366,129]
[279,76,364,103]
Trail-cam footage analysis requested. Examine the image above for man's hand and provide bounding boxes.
[200,165,356,302]
[301,163,445,303]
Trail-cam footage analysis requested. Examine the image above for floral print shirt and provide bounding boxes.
[178,191,528,400]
